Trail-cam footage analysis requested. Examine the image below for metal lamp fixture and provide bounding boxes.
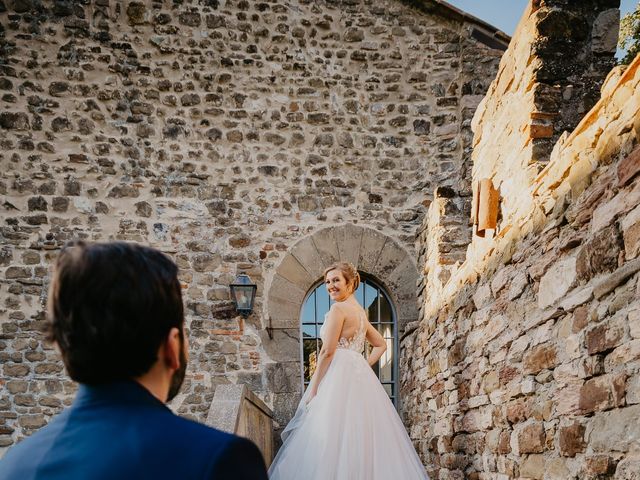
[230,273,257,318]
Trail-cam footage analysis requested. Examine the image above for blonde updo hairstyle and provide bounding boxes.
[323,262,361,294]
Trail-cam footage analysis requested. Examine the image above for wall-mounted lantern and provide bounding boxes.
[230,273,257,318]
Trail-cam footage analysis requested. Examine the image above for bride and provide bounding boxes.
[268,262,429,479]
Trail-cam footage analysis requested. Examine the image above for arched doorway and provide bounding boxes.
[300,274,399,407]
[263,224,419,428]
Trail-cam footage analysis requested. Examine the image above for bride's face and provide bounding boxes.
[325,269,350,301]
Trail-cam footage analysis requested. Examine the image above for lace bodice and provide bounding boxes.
[320,310,367,354]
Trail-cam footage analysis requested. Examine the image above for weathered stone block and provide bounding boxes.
[260,329,299,364]
[18,415,46,429]
[506,398,530,425]
[622,205,640,260]
[310,227,340,266]
[357,228,388,273]
[605,339,640,371]
[591,9,620,54]
[615,456,640,479]
[585,316,624,354]
[576,225,623,282]
[126,2,146,25]
[523,343,557,374]
[630,308,640,339]
[538,254,577,308]
[461,406,493,433]
[178,11,201,27]
[584,455,615,475]
[579,373,626,414]
[591,180,640,233]
[589,405,640,452]
[558,422,585,456]
[335,224,364,267]
[107,184,138,198]
[265,362,300,394]
[511,421,545,455]
[593,258,640,299]
[618,145,640,187]
[343,27,364,42]
[0,112,29,130]
[519,453,545,479]
[626,375,640,405]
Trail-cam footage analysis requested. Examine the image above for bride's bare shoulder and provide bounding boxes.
[327,302,346,317]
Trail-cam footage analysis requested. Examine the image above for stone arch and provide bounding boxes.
[266,224,419,334]
[261,224,419,427]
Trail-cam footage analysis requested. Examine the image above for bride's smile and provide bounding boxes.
[325,269,350,301]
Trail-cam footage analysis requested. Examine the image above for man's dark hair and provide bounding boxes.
[46,241,184,383]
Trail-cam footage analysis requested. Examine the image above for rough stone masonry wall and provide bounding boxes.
[0,0,503,454]
[400,1,640,479]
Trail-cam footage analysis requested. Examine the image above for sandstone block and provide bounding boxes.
[506,398,530,424]
[626,375,640,405]
[523,343,557,374]
[519,454,544,479]
[558,422,586,456]
[538,254,577,308]
[579,373,626,414]
[589,404,640,452]
[615,456,640,479]
[585,316,624,354]
[605,339,640,370]
[628,307,640,338]
[576,224,623,282]
[585,455,615,475]
[461,406,493,432]
[618,146,640,187]
[591,180,640,233]
[622,205,640,260]
[472,283,492,309]
[511,421,545,455]
[593,258,640,299]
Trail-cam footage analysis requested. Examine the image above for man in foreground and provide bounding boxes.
[0,241,268,479]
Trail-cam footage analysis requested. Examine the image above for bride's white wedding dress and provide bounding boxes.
[268,311,428,479]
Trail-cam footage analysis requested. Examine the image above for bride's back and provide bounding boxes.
[334,303,366,341]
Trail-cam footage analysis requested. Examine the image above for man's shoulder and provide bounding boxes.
[156,408,236,445]
[0,405,261,479]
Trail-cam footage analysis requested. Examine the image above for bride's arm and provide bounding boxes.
[306,305,344,402]
[365,322,387,367]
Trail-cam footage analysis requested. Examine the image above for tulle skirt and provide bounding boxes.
[268,348,429,480]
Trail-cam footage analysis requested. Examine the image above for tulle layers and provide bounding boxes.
[268,349,428,480]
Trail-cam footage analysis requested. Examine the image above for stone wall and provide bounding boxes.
[0,0,504,454]
[401,1,640,478]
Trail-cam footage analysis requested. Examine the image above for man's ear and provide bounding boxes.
[162,327,181,371]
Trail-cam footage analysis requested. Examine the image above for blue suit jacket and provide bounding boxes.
[0,381,268,480]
